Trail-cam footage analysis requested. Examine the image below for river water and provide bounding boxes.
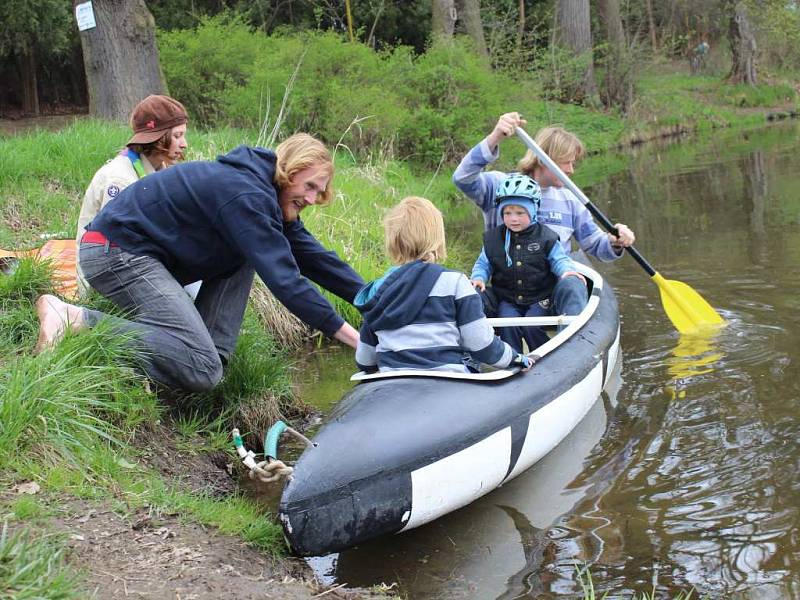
[290,122,800,599]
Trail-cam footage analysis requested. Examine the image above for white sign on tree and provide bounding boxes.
[75,1,96,32]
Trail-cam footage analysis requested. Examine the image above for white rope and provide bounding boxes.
[248,458,294,484]
[232,428,295,485]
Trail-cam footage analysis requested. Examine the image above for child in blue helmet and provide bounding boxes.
[470,174,588,352]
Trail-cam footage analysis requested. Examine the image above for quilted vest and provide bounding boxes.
[484,223,559,305]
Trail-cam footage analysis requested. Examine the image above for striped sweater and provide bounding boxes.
[354,260,515,373]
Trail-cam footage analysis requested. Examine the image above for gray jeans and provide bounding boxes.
[78,242,253,392]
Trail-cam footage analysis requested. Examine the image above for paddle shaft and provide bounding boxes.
[515,127,656,278]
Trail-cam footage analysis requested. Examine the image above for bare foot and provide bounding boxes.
[34,294,85,354]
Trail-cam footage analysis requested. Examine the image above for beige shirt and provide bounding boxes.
[75,152,156,295]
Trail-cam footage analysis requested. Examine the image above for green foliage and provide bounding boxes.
[0,325,158,471]
[0,258,52,359]
[158,19,628,166]
[0,0,72,58]
[157,14,269,126]
[752,0,800,73]
[0,522,81,599]
[7,495,49,521]
[721,82,797,108]
[532,45,597,106]
[159,20,615,165]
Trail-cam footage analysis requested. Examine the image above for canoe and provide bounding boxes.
[279,262,620,557]
[331,367,622,596]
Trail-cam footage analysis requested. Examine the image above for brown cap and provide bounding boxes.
[127,95,188,145]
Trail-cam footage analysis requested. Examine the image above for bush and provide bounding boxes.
[158,16,557,165]
[158,14,269,126]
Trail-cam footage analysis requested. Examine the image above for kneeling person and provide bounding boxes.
[470,174,588,352]
[355,196,529,374]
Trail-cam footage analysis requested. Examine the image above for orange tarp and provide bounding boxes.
[0,239,78,299]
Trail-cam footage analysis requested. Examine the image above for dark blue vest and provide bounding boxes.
[484,223,559,306]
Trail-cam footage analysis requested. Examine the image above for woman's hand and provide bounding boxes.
[608,223,635,249]
[333,322,360,349]
[471,279,486,292]
[485,112,527,151]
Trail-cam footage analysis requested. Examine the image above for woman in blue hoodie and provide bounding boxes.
[35,134,364,392]
[355,196,530,374]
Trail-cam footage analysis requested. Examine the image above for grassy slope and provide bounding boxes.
[0,69,794,597]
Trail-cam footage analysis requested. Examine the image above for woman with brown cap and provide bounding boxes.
[75,94,189,295]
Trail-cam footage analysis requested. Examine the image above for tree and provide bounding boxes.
[432,0,457,40]
[455,0,488,57]
[644,0,657,52]
[75,0,167,121]
[0,0,73,115]
[552,0,598,104]
[597,0,634,113]
[727,0,757,85]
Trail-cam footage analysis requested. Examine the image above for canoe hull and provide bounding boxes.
[280,273,619,556]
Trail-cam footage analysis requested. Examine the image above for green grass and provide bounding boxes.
[0,522,81,599]
[626,66,798,143]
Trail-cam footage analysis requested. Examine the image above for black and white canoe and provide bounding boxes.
[279,262,620,557]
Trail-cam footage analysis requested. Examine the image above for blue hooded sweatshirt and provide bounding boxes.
[354,260,514,373]
[87,145,364,337]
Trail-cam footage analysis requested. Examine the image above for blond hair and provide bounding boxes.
[517,126,585,176]
[274,133,334,205]
[384,196,447,265]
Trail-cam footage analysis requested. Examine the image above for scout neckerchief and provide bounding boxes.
[126,149,147,179]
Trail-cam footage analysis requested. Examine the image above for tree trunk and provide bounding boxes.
[455,0,487,57]
[553,0,597,104]
[17,47,40,116]
[597,0,633,113]
[728,0,757,85]
[432,0,457,41]
[76,0,167,121]
[517,0,526,50]
[644,0,657,52]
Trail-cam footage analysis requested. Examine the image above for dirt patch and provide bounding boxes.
[133,422,239,498]
[6,495,387,600]
[3,421,392,599]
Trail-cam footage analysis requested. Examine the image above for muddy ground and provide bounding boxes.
[5,422,393,600]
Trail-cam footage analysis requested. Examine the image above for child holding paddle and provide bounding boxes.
[354,196,531,374]
[453,112,635,258]
[470,174,588,351]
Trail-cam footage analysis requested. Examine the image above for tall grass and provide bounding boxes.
[0,523,81,599]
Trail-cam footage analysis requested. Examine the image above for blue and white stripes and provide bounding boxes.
[356,264,514,373]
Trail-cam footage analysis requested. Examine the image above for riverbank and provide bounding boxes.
[0,71,797,598]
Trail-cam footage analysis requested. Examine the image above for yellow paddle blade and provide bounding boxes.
[651,272,725,334]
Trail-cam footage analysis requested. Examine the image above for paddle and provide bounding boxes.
[515,127,725,334]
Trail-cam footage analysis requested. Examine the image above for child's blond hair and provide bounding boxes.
[384,196,447,265]
[517,126,585,176]
[274,133,334,205]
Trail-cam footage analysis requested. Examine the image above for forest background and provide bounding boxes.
[0,1,799,598]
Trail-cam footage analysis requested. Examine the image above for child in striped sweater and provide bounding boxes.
[354,196,530,374]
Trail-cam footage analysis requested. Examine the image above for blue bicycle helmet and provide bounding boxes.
[494,173,542,223]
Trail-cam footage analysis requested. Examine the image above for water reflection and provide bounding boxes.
[666,330,724,381]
